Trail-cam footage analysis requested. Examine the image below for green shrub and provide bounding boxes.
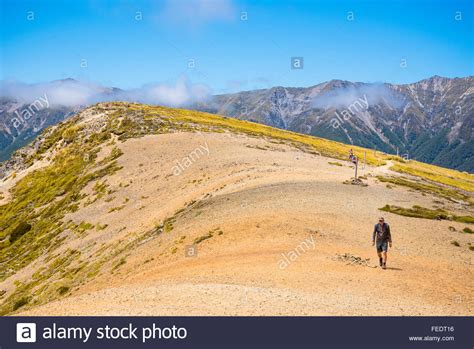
[194,232,213,244]
[57,286,70,295]
[194,228,222,244]
[9,222,32,244]
[108,205,125,213]
[96,223,108,231]
[456,216,474,224]
[163,217,175,232]
[462,227,473,234]
[112,257,126,271]
[78,221,94,232]
[12,296,29,311]
[62,126,80,143]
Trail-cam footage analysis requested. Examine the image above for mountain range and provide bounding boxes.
[1,76,472,172]
[195,76,474,172]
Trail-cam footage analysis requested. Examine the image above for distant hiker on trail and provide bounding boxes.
[349,149,357,164]
[372,217,392,269]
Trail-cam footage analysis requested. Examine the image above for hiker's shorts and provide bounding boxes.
[376,241,388,252]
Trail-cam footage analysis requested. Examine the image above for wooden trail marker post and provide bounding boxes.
[354,156,358,180]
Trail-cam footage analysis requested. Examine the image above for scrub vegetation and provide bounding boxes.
[389,160,474,193]
[380,205,474,223]
[376,176,473,205]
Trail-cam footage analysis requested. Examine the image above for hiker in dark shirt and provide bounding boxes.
[349,149,357,163]
[372,217,392,269]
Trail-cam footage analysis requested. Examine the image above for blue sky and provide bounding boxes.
[1,0,473,94]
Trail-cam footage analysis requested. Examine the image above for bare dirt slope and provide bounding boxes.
[19,131,473,316]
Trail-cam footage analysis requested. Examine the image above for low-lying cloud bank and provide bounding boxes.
[0,77,211,107]
[312,83,405,110]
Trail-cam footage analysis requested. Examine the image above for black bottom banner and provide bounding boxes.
[1,316,472,349]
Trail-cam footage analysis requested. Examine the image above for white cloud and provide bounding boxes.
[1,79,104,107]
[120,77,210,105]
[312,83,405,109]
[0,77,211,107]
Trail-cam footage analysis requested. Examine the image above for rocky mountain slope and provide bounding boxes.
[0,79,121,162]
[0,97,78,162]
[0,103,472,316]
[196,76,474,172]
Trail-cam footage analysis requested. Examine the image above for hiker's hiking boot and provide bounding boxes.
[382,263,386,270]
[379,258,383,267]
